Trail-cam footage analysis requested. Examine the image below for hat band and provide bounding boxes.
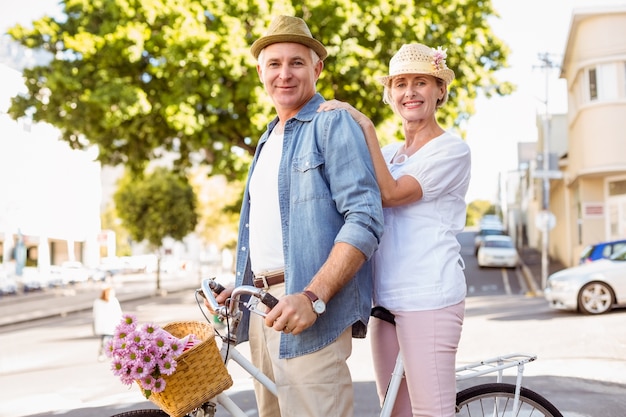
[391,61,435,76]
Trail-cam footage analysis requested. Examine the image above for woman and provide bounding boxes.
[319,43,471,416]
[92,286,122,361]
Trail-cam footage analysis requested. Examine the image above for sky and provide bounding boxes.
[2,0,625,203]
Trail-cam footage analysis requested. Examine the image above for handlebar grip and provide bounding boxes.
[209,280,226,295]
[261,292,279,309]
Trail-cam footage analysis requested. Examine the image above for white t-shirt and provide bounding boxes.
[249,130,285,274]
[373,131,471,311]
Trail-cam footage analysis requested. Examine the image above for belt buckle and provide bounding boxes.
[258,274,270,290]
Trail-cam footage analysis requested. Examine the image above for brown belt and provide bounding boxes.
[253,269,285,289]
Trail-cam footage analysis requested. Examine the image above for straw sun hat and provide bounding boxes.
[250,15,328,61]
[377,43,455,86]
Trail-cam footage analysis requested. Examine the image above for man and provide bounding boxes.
[217,15,383,417]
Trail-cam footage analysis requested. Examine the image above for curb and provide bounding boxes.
[520,261,543,297]
[0,285,196,328]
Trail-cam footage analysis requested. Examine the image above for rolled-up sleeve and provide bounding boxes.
[322,110,384,259]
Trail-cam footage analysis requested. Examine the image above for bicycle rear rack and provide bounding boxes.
[455,352,536,382]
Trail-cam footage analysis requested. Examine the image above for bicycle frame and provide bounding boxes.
[198,278,542,417]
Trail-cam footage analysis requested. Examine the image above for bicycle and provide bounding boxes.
[111,278,564,417]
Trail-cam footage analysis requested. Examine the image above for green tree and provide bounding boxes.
[466,199,498,226]
[114,166,198,291]
[7,0,512,180]
[189,168,241,251]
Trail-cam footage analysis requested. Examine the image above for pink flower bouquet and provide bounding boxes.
[106,314,199,398]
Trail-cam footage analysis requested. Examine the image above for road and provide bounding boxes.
[1,231,625,417]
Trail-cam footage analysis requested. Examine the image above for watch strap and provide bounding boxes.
[302,290,319,303]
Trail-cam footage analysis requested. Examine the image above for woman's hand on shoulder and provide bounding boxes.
[318,100,371,128]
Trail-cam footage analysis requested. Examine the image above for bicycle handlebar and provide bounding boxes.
[200,278,279,319]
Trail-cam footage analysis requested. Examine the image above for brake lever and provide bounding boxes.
[246,297,268,317]
[245,290,279,317]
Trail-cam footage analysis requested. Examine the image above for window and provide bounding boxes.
[586,64,619,103]
[609,179,626,196]
[588,67,597,101]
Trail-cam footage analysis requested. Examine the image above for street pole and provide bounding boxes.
[536,52,559,290]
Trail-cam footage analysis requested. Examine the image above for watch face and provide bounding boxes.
[313,300,326,314]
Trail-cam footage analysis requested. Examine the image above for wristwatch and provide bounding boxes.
[302,290,326,316]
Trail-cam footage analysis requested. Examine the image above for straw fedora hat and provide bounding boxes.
[377,43,455,86]
[250,15,328,61]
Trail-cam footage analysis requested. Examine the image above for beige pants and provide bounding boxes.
[248,283,354,417]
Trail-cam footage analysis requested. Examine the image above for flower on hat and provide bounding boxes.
[105,314,199,399]
[432,46,448,71]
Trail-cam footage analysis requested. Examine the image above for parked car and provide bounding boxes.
[579,239,626,264]
[0,271,18,295]
[477,235,519,269]
[544,247,626,315]
[474,226,506,255]
[478,214,503,230]
[46,267,65,287]
[59,261,91,285]
[16,267,45,292]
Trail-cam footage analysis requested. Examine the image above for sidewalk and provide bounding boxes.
[518,245,565,296]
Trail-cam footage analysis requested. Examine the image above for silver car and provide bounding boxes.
[544,247,626,315]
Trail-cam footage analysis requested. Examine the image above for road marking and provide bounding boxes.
[501,268,512,295]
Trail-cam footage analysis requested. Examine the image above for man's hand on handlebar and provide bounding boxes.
[264,293,318,336]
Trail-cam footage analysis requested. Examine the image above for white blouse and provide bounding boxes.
[373,131,471,311]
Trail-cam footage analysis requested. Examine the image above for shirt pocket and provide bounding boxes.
[291,152,330,203]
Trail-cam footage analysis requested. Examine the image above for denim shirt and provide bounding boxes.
[234,93,384,359]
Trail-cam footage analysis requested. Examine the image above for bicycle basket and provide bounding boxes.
[141,320,233,417]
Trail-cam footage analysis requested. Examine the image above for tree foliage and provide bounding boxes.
[189,168,241,250]
[113,166,198,249]
[7,0,513,180]
[466,199,498,226]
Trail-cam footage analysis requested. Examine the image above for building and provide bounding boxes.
[519,6,626,270]
[0,62,103,276]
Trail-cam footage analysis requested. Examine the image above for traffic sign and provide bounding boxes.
[533,170,563,179]
[535,210,556,231]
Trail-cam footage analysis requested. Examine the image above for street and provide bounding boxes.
[1,232,625,417]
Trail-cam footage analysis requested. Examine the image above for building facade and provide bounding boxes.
[0,63,103,277]
[522,6,626,269]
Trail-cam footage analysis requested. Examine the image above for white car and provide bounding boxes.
[59,261,91,285]
[478,214,503,230]
[477,235,519,269]
[544,247,626,315]
[0,270,17,295]
[474,226,506,255]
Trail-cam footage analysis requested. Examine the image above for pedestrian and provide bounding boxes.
[210,15,384,417]
[92,286,122,361]
[319,43,471,417]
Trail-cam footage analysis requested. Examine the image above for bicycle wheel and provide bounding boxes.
[110,410,168,417]
[455,383,563,417]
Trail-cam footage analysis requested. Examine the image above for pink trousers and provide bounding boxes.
[370,301,465,417]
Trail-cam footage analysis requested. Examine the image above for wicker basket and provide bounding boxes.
[141,320,233,417]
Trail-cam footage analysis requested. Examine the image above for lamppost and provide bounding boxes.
[535,52,560,290]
